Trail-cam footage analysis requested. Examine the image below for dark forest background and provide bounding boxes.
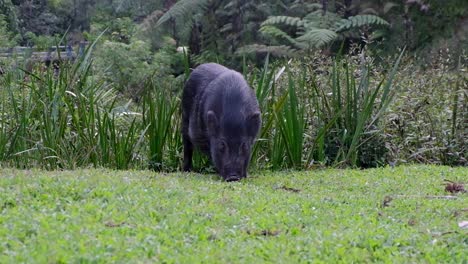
[1,0,467,61]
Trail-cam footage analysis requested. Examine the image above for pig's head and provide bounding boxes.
[206,110,261,182]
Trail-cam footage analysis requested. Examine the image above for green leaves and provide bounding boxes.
[1,37,158,170]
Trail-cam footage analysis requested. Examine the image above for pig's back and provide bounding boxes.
[183,63,229,111]
[182,63,233,145]
[189,63,230,92]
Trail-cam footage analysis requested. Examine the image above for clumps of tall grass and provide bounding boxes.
[249,49,404,169]
[0,46,149,169]
[383,53,467,166]
[0,43,223,171]
[142,77,180,171]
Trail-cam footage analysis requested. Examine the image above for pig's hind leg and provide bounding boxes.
[182,78,195,172]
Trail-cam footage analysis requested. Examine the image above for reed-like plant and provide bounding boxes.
[276,67,307,169]
[142,78,180,171]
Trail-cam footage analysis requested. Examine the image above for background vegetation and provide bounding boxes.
[0,0,466,170]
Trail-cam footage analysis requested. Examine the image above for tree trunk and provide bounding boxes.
[322,0,328,15]
[344,0,353,18]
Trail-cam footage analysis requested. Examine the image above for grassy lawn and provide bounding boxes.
[0,165,466,263]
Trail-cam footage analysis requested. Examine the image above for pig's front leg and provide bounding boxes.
[182,133,193,172]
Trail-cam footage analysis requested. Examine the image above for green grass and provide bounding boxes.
[0,165,466,263]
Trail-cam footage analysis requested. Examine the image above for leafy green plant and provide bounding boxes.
[94,39,152,96]
[248,56,289,169]
[0,34,150,170]
[248,48,404,169]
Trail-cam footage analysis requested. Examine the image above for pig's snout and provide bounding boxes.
[223,165,243,182]
[225,175,241,182]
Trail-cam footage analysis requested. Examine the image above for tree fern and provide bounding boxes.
[262,16,305,28]
[156,0,209,27]
[296,28,338,48]
[304,10,341,29]
[260,25,298,46]
[253,4,391,57]
[335,15,389,32]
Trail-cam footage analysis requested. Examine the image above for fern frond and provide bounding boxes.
[304,10,341,29]
[335,15,389,32]
[296,28,338,48]
[261,16,305,28]
[156,0,209,27]
[236,44,298,57]
[260,25,298,46]
[220,23,233,33]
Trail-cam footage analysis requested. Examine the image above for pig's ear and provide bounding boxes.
[206,110,219,135]
[247,112,261,136]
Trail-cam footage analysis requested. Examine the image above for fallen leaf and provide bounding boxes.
[382,196,393,207]
[275,185,301,193]
[408,218,417,226]
[443,180,466,193]
[105,221,126,228]
[246,229,281,237]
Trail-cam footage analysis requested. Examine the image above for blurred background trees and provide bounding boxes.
[0,0,465,95]
[0,0,465,57]
[1,0,465,111]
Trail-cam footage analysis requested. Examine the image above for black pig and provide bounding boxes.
[182,63,261,181]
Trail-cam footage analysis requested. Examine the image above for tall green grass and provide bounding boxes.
[0,41,149,169]
[276,68,306,169]
[142,77,179,171]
